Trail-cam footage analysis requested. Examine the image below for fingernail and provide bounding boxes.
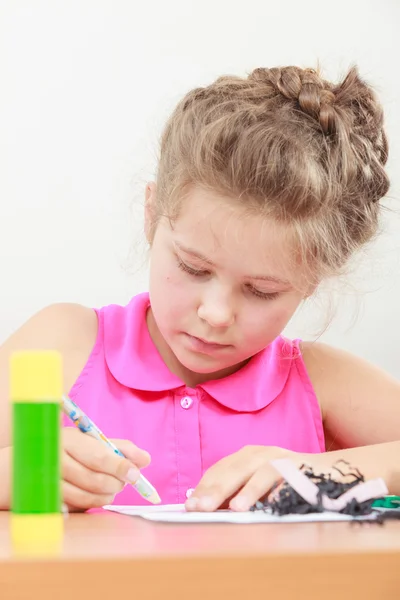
[198,496,215,511]
[185,497,198,511]
[230,496,250,511]
[125,467,139,483]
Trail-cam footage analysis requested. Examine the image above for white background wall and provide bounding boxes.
[1,0,400,376]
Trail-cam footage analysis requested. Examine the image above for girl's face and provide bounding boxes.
[146,185,313,384]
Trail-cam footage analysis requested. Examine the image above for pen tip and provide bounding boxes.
[148,492,162,505]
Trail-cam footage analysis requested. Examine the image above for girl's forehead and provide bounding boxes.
[173,191,291,254]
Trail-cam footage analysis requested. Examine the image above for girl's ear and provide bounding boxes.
[144,182,157,243]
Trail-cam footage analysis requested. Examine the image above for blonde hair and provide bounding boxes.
[154,65,389,280]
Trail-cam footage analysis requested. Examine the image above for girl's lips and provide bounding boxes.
[184,333,232,354]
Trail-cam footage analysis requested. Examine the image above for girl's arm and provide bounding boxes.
[187,343,400,511]
[303,341,400,446]
[302,341,400,491]
[0,303,97,509]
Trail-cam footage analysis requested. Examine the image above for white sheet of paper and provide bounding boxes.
[103,503,375,523]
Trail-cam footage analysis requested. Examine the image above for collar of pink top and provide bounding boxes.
[102,293,296,412]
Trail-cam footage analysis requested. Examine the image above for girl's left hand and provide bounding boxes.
[185,445,308,512]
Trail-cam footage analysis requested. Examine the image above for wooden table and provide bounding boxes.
[1,511,400,599]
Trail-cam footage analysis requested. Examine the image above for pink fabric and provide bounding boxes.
[65,292,325,506]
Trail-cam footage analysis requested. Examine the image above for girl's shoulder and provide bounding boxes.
[0,303,98,411]
[301,341,400,446]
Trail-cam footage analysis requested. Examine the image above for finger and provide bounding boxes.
[63,452,125,496]
[229,465,280,511]
[63,429,140,484]
[110,439,151,469]
[186,456,254,512]
[62,480,116,511]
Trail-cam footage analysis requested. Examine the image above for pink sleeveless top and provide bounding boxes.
[66,292,324,505]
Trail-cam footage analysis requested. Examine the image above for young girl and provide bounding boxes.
[1,65,400,513]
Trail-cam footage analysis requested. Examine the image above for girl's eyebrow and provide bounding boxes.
[174,242,291,286]
[175,242,215,265]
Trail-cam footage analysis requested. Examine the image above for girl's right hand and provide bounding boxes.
[62,427,151,511]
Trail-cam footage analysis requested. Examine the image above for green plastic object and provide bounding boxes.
[12,402,61,514]
[372,495,400,509]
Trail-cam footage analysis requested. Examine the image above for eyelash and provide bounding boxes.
[176,258,280,301]
[177,258,209,278]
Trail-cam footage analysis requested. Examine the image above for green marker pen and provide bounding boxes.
[10,350,63,553]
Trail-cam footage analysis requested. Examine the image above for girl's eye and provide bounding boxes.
[177,257,280,300]
[247,286,280,301]
[177,258,210,277]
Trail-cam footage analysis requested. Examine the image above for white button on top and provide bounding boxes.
[186,488,195,498]
[180,396,193,409]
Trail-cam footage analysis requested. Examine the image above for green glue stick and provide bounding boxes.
[10,350,63,554]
